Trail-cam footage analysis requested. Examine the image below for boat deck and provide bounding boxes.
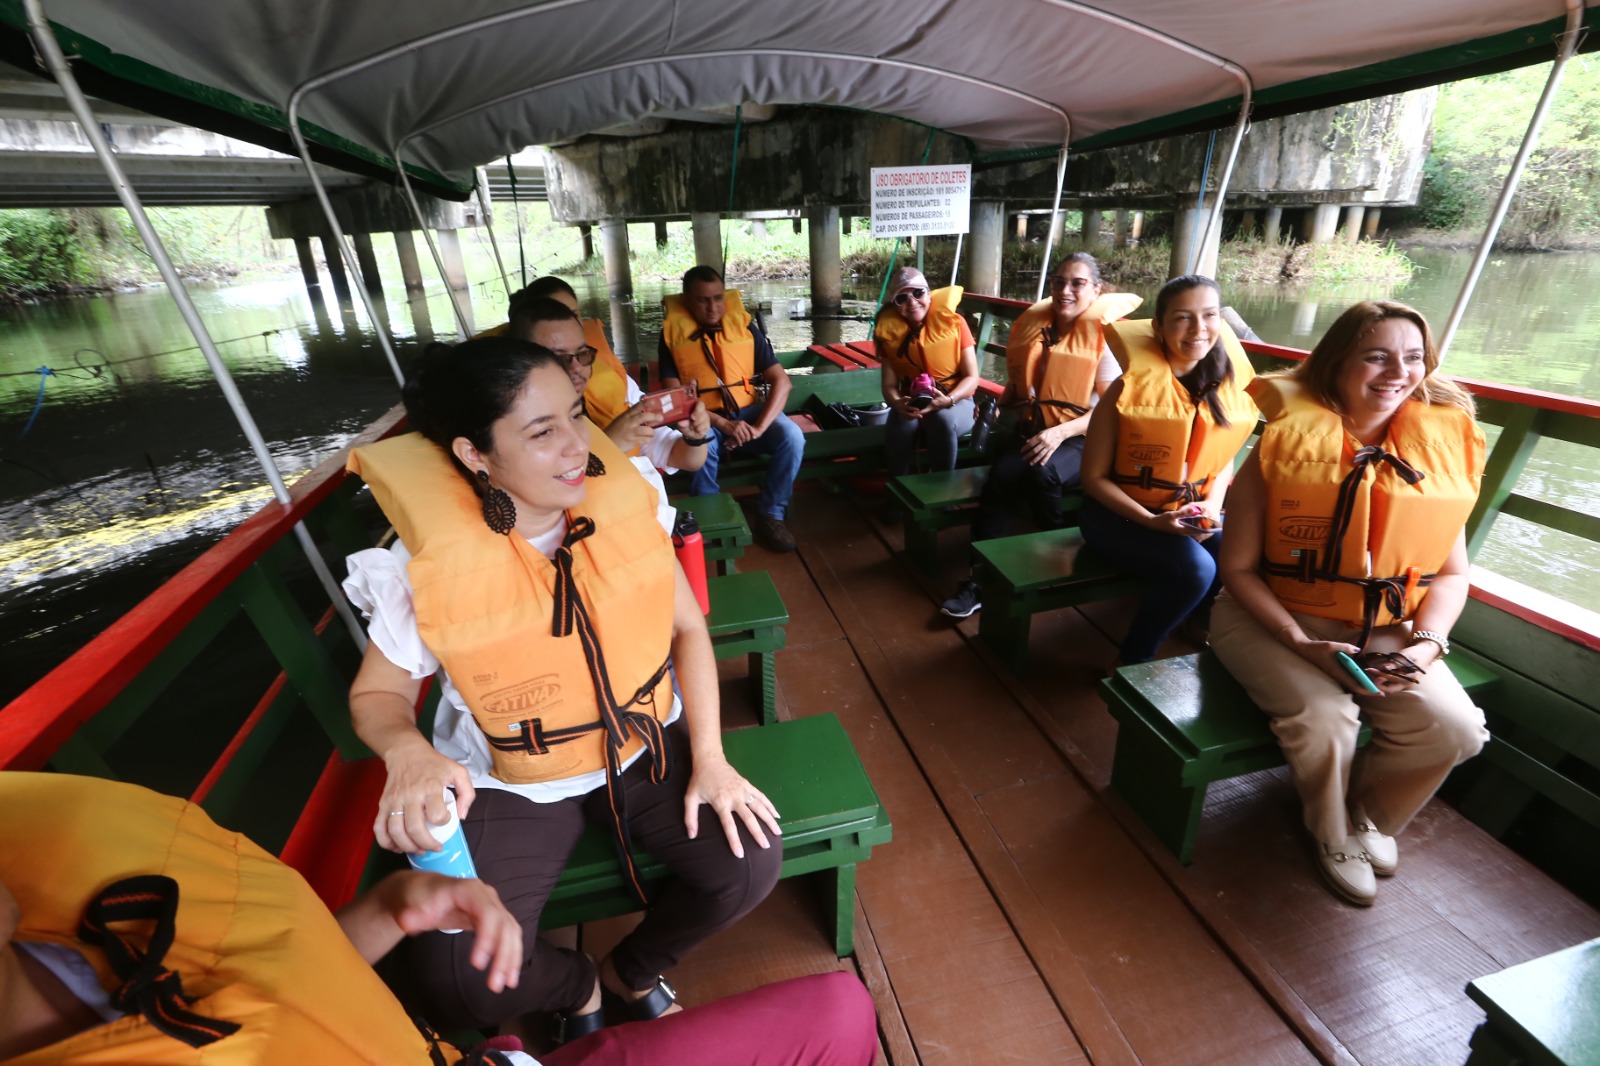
[579,482,1600,1065]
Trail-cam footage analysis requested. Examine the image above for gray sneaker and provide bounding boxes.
[940,580,982,619]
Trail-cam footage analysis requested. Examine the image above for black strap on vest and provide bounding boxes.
[893,322,957,393]
[1261,444,1433,649]
[76,875,242,1049]
[546,515,673,904]
[689,325,744,413]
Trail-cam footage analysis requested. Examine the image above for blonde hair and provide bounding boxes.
[1289,300,1475,417]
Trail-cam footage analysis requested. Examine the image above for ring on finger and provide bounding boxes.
[388,810,405,817]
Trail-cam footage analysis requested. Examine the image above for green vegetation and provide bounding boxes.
[1397,60,1600,247]
[0,206,291,299]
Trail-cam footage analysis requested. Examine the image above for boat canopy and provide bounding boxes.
[2,0,1595,197]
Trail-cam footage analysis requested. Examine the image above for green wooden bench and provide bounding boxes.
[541,713,891,957]
[680,492,750,575]
[1465,937,1600,1066]
[972,527,1145,673]
[1100,650,1502,865]
[888,467,991,572]
[706,570,789,725]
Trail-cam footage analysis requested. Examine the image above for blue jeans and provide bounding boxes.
[688,407,805,520]
[884,397,975,476]
[1078,497,1223,663]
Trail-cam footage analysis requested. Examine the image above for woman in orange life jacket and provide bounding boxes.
[939,252,1134,620]
[874,266,982,475]
[1079,274,1258,664]
[1211,301,1488,907]
[341,337,781,1041]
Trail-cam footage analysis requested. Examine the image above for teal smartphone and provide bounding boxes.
[1334,651,1382,694]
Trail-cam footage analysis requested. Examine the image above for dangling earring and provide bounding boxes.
[585,453,606,477]
[476,470,516,534]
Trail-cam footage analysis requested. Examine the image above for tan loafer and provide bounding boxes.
[1317,836,1376,906]
[1352,817,1398,877]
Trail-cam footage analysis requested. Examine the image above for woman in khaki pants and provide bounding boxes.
[1211,301,1489,906]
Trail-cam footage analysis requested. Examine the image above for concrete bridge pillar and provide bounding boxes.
[1239,210,1258,239]
[841,214,852,235]
[792,217,803,235]
[578,223,595,261]
[351,233,383,297]
[1341,205,1366,242]
[1013,213,1028,241]
[654,220,670,248]
[1169,194,1220,279]
[393,230,425,293]
[750,217,767,239]
[1363,209,1382,240]
[1081,208,1104,249]
[1307,204,1341,243]
[1263,206,1283,244]
[437,228,470,292]
[319,235,352,305]
[1046,210,1065,249]
[600,218,633,298]
[292,237,321,297]
[968,200,1005,296]
[1113,210,1131,248]
[1130,211,1145,243]
[609,298,638,363]
[807,206,842,314]
[691,212,722,273]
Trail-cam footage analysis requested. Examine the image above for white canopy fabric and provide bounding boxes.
[9,0,1595,192]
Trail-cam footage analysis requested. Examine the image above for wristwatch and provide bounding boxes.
[679,433,712,447]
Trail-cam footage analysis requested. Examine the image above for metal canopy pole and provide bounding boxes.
[1035,142,1070,302]
[24,0,367,651]
[394,157,476,337]
[1438,0,1583,362]
[1192,94,1253,273]
[474,167,512,300]
[950,232,964,287]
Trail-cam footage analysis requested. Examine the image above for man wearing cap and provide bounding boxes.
[658,266,804,554]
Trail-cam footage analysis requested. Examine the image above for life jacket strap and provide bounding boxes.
[1323,444,1425,576]
[691,325,744,414]
[1110,467,1207,503]
[77,875,242,1049]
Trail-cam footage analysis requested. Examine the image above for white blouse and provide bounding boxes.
[343,456,682,804]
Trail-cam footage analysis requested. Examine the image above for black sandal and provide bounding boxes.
[606,976,677,1021]
[553,955,606,1046]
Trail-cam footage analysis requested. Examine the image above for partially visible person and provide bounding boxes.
[1211,300,1489,906]
[344,336,781,1043]
[939,253,1140,619]
[510,296,712,474]
[872,267,981,477]
[1079,274,1258,664]
[659,266,804,553]
[0,771,877,1066]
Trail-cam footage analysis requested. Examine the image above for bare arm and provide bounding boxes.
[664,399,712,471]
[751,362,791,435]
[940,345,981,404]
[349,642,475,853]
[670,560,781,856]
[881,357,919,420]
[1080,380,1203,537]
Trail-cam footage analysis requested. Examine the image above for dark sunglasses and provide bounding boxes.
[552,344,598,367]
[1049,276,1094,290]
[892,287,929,306]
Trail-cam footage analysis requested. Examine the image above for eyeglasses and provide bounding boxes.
[892,287,929,306]
[1049,276,1094,290]
[551,345,598,367]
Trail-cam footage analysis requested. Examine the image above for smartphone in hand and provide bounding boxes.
[639,383,698,427]
[1180,512,1223,531]
[1333,651,1382,694]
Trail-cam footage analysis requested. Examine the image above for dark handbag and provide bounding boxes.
[802,392,862,430]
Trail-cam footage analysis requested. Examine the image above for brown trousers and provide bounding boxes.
[399,724,781,1031]
[1210,593,1488,848]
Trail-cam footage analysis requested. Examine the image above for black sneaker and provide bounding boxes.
[940,580,982,619]
[752,513,797,553]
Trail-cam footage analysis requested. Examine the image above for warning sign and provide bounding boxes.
[870,164,971,239]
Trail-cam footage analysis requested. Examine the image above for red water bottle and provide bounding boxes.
[673,509,711,615]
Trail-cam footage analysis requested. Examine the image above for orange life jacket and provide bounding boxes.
[582,319,635,446]
[0,772,459,1065]
[1006,292,1142,430]
[873,286,967,391]
[1103,318,1258,512]
[1250,376,1485,642]
[663,290,758,413]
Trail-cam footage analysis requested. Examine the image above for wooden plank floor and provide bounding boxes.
[604,482,1600,1065]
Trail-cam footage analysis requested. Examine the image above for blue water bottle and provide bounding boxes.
[406,788,478,932]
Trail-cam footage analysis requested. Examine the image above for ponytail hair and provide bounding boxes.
[1154,274,1233,428]
[402,336,561,483]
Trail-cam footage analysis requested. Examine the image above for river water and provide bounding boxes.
[2,246,1596,703]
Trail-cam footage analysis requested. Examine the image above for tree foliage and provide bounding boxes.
[1409,58,1600,245]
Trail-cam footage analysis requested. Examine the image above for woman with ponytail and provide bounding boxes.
[1079,275,1259,665]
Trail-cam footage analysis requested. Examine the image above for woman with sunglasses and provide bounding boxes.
[939,252,1140,619]
[342,336,781,1045]
[873,267,982,475]
[1211,301,1487,906]
[1079,274,1258,664]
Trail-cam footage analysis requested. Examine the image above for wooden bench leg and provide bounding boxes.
[1110,720,1207,865]
[832,862,857,957]
[1464,1023,1521,1066]
[977,591,1031,675]
[749,649,777,726]
[903,515,938,573]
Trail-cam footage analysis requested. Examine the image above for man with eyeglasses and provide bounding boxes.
[509,293,712,477]
[658,266,803,554]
